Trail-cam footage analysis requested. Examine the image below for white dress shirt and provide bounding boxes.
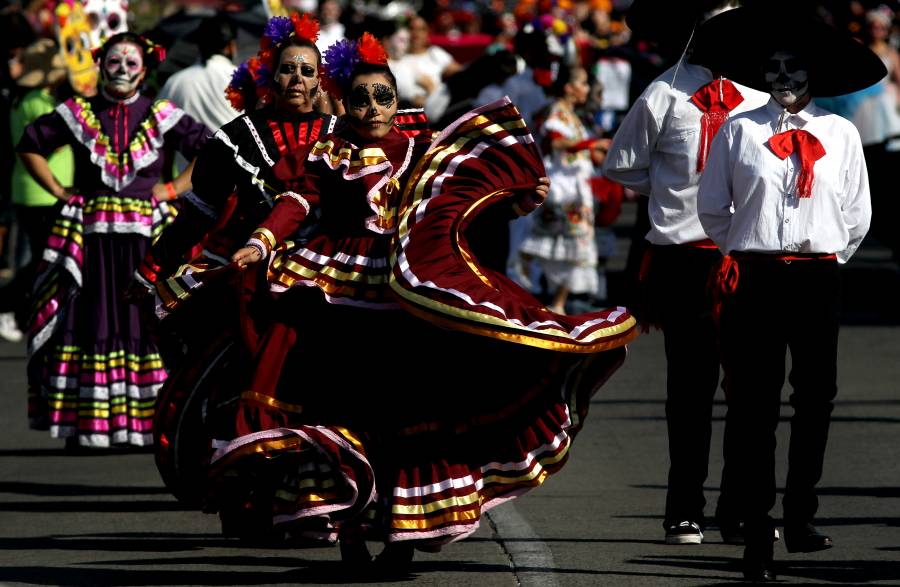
[697,98,871,263]
[603,59,770,245]
[159,54,238,132]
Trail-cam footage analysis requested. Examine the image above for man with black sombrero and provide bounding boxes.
[603,0,769,546]
[696,4,880,581]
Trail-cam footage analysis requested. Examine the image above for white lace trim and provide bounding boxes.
[243,116,276,167]
[56,98,186,192]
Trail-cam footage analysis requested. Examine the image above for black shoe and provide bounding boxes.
[720,521,745,545]
[339,537,372,564]
[783,523,833,553]
[374,541,415,574]
[742,544,776,582]
[721,521,781,545]
[665,520,703,545]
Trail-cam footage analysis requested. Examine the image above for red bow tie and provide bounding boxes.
[690,78,745,172]
[767,129,826,198]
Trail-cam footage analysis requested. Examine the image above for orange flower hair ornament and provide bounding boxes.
[321,33,388,100]
[225,13,320,111]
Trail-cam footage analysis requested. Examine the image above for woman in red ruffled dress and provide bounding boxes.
[207,34,638,568]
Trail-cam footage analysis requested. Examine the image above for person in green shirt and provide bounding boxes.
[0,38,74,343]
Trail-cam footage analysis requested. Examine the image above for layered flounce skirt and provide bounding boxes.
[27,193,175,447]
[201,98,638,545]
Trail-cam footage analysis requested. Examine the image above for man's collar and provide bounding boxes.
[766,96,816,128]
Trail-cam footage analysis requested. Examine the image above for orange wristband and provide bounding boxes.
[164,182,177,200]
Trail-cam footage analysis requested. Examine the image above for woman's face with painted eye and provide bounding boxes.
[344,72,398,140]
[273,45,320,113]
[102,41,145,99]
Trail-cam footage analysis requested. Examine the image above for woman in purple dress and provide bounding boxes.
[17,32,209,449]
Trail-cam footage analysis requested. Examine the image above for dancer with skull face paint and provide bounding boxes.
[695,7,883,581]
[132,15,337,345]
[206,34,635,569]
[16,32,209,449]
[128,15,339,505]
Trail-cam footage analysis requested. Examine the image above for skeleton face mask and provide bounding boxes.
[765,51,809,108]
[83,0,129,47]
[56,0,98,97]
[102,41,144,98]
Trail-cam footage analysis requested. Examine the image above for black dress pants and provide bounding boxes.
[718,257,840,544]
[647,245,723,528]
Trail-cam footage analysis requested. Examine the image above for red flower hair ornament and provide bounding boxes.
[321,33,388,100]
[225,13,320,111]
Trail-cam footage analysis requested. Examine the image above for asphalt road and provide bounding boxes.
[1,212,898,586]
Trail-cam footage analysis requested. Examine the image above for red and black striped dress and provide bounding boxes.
[206,99,638,547]
[139,107,338,320]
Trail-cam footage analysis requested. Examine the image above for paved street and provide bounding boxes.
[1,207,899,586]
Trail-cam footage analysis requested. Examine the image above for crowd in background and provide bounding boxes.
[1,0,899,342]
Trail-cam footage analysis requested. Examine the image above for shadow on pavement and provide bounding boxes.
[0,534,234,553]
[630,484,900,498]
[0,447,154,457]
[636,554,900,584]
[603,414,900,423]
[0,500,192,513]
[0,558,508,585]
[0,481,170,496]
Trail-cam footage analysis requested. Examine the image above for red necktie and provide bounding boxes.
[767,129,827,198]
[690,78,745,172]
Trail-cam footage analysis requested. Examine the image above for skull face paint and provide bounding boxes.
[272,45,319,112]
[348,83,396,110]
[765,51,809,108]
[344,72,398,141]
[102,41,145,99]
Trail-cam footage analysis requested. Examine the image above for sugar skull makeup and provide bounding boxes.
[102,41,145,98]
[278,55,317,79]
[272,45,320,111]
[765,51,809,108]
[344,72,398,141]
[348,83,396,111]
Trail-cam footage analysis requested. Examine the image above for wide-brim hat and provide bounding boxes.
[692,6,887,97]
[185,12,237,45]
[17,38,66,89]
[625,0,728,49]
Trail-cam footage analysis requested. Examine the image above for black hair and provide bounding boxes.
[96,32,163,70]
[193,15,237,62]
[344,61,398,95]
[275,36,323,69]
[546,62,584,98]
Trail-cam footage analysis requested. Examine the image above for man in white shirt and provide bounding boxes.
[603,3,768,546]
[695,7,881,582]
[159,15,239,133]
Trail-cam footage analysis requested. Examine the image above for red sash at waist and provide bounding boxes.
[711,252,838,323]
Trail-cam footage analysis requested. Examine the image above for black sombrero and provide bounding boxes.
[691,6,886,97]
[625,0,730,49]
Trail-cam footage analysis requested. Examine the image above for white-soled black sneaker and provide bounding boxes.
[0,312,23,343]
[665,521,704,545]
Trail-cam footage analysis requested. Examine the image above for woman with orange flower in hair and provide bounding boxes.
[206,33,637,570]
[131,14,338,346]
[17,32,209,449]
